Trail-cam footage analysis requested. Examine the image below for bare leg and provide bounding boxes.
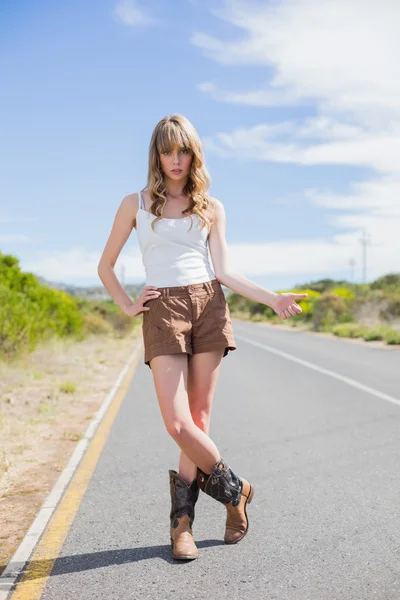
[178,349,224,483]
[150,352,222,481]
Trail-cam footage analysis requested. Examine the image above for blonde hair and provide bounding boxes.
[137,114,213,232]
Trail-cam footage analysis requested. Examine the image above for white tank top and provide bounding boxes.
[135,190,216,287]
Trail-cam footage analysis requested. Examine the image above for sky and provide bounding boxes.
[1,0,399,292]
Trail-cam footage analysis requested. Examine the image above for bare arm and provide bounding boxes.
[97,194,138,313]
[97,193,160,315]
[208,198,307,319]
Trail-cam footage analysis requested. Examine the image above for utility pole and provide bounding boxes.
[349,258,356,284]
[359,229,372,284]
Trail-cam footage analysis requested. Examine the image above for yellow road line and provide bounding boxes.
[9,350,141,600]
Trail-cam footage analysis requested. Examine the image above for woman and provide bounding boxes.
[97,114,307,561]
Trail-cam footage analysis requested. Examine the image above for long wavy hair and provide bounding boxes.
[137,114,212,232]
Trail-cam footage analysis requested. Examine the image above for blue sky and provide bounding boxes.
[1,0,399,291]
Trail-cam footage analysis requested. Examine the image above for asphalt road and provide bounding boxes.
[39,320,400,600]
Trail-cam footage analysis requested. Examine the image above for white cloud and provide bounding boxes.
[112,0,155,27]
[304,177,400,278]
[193,0,400,282]
[194,0,400,174]
[19,221,397,286]
[306,178,400,216]
[22,246,146,283]
[193,0,400,123]
[197,81,298,106]
[297,117,363,141]
[226,234,398,283]
[203,121,400,174]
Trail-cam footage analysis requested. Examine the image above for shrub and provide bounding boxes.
[0,252,138,360]
[59,381,77,394]
[362,327,391,341]
[331,323,367,338]
[0,279,84,359]
[312,292,350,331]
[371,273,400,291]
[331,287,355,300]
[82,313,114,335]
[228,288,320,323]
[249,313,265,322]
[384,330,400,345]
[381,293,400,321]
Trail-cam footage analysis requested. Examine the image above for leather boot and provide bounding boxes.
[196,458,254,544]
[169,470,200,560]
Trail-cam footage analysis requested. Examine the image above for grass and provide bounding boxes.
[14,444,29,455]
[62,431,83,442]
[331,323,368,338]
[37,398,57,415]
[385,330,400,344]
[2,487,42,499]
[0,450,10,474]
[59,381,77,394]
[238,311,400,346]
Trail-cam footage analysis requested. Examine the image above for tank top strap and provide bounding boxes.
[138,190,144,210]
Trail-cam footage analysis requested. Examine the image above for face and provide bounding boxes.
[159,143,193,181]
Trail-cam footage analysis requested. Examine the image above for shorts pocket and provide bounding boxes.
[212,292,233,332]
[142,298,171,342]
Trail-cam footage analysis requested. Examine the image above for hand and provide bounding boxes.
[272,292,308,320]
[123,285,161,317]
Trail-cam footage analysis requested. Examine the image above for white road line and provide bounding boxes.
[236,335,400,409]
[0,341,143,600]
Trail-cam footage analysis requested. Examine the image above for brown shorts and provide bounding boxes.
[141,278,236,369]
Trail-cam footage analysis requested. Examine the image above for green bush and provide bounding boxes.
[382,293,400,320]
[331,323,367,338]
[227,288,320,323]
[362,327,392,341]
[82,313,114,335]
[384,329,400,345]
[249,313,266,322]
[228,274,399,345]
[370,273,400,291]
[295,278,347,293]
[0,252,138,360]
[0,261,84,359]
[312,292,352,331]
[77,298,136,334]
[331,287,355,300]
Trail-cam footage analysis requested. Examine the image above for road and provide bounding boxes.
[12,320,400,599]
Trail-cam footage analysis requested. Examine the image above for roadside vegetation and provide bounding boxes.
[1,252,399,359]
[0,252,141,361]
[0,252,143,573]
[227,273,400,346]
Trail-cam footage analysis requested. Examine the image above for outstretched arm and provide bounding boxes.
[207,198,307,319]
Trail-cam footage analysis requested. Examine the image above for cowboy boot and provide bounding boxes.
[169,469,200,560]
[196,458,254,544]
